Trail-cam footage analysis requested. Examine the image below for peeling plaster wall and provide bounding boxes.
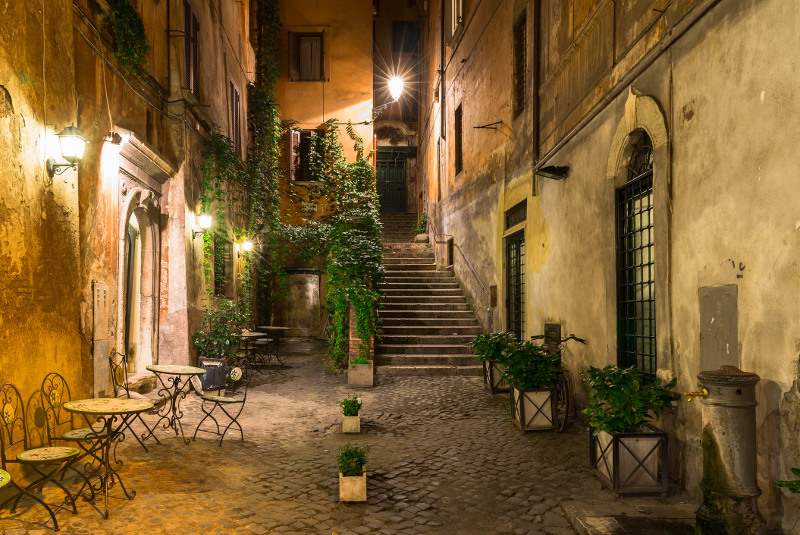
[419,0,800,530]
[0,1,86,400]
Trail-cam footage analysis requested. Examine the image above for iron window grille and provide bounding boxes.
[507,231,525,341]
[454,103,463,175]
[513,12,526,117]
[615,131,655,378]
[505,200,527,229]
[229,82,241,156]
[184,0,199,96]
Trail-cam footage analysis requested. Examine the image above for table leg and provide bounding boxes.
[151,374,193,444]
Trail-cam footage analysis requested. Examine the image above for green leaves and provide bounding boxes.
[192,299,248,362]
[501,341,563,389]
[581,365,678,434]
[336,443,369,476]
[337,396,362,416]
[470,332,516,363]
[777,467,800,507]
[107,0,150,77]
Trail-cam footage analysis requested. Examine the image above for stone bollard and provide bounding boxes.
[692,365,766,535]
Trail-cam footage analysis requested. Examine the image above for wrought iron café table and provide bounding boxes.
[239,331,274,368]
[256,325,290,364]
[63,397,154,518]
[145,364,206,444]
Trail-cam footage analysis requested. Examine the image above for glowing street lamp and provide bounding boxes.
[388,76,405,102]
[194,213,213,239]
[241,240,253,253]
[46,124,89,177]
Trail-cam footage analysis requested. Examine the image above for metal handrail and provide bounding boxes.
[429,222,489,295]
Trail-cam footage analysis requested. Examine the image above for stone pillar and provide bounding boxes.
[695,365,766,535]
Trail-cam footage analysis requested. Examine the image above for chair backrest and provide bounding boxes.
[0,383,28,469]
[109,351,132,398]
[40,373,74,445]
[222,363,252,401]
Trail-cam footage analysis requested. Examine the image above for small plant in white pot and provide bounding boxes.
[582,365,678,494]
[470,332,515,394]
[337,443,369,502]
[503,340,564,432]
[338,395,362,434]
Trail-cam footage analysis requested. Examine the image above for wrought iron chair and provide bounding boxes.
[40,373,105,488]
[0,382,81,531]
[192,364,252,446]
[108,351,160,451]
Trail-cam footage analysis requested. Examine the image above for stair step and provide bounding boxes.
[382,289,464,297]
[380,318,479,327]
[379,334,474,345]
[380,303,471,311]
[384,272,453,280]
[381,282,461,290]
[379,310,476,319]
[375,354,478,365]
[382,296,466,304]
[380,326,482,336]
[382,257,435,264]
[375,365,482,377]
[375,344,473,355]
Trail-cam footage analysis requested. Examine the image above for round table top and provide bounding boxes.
[146,364,207,376]
[257,325,291,331]
[240,331,268,338]
[64,398,154,415]
[0,469,10,489]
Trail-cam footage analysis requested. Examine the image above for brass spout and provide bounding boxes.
[684,388,708,402]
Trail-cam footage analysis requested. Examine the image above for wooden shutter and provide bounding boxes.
[184,2,199,95]
[191,13,199,94]
[230,82,240,155]
[288,130,301,180]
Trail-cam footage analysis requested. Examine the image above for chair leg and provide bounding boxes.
[0,481,63,531]
[29,463,78,515]
[136,413,161,444]
[217,404,245,446]
[192,402,221,441]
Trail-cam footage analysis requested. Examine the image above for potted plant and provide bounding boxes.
[581,365,678,494]
[192,299,248,390]
[337,443,369,502]
[348,356,374,387]
[470,332,515,394]
[338,395,362,434]
[502,341,564,432]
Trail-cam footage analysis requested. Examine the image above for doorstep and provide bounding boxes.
[562,499,696,534]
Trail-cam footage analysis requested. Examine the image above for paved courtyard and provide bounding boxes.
[1,339,695,534]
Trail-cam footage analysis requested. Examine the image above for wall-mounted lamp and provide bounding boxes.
[46,124,89,178]
[241,240,253,253]
[193,213,213,239]
[535,165,570,180]
[370,76,406,121]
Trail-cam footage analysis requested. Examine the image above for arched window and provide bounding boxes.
[616,130,655,377]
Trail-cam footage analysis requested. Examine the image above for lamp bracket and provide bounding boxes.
[46,158,77,178]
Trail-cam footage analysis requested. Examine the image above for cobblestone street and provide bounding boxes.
[2,340,694,534]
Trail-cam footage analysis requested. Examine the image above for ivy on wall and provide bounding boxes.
[106,0,151,77]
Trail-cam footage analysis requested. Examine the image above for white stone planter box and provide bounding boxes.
[339,470,367,502]
[342,413,360,434]
[482,360,510,394]
[590,424,668,495]
[348,360,374,387]
[509,386,557,432]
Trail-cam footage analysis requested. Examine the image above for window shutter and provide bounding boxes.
[184,1,191,90]
[319,30,326,79]
[191,13,199,95]
[289,130,301,181]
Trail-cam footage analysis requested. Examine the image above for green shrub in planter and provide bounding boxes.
[503,341,563,432]
[193,299,249,363]
[337,396,362,417]
[470,332,515,394]
[337,443,369,476]
[581,365,678,494]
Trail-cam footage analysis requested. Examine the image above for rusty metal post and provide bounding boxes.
[694,365,766,534]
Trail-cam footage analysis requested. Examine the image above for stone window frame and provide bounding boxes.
[606,90,672,380]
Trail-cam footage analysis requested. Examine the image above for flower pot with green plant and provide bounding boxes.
[582,365,678,494]
[502,341,564,432]
[338,395,362,433]
[337,443,369,502]
[193,299,248,390]
[470,332,515,394]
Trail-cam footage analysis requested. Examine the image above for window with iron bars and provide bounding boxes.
[513,12,526,118]
[616,131,656,378]
[184,0,199,96]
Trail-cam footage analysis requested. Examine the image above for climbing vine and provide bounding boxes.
[106,0,150,77]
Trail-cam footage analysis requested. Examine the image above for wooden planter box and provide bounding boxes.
[482,360,510,394]
[348,360,374,387]
[339,469,367,502]
[342,413,360,434]
[589,424,668,495]
[509,386,558,432]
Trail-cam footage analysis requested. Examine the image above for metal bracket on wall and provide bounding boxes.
[473,121,503,130]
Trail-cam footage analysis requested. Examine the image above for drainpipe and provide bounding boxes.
[688,365,766,534]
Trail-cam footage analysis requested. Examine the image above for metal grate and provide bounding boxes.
[616,132,655,377]
[447,238,454,267]
[513,12,526,117]
[505,200,527,229]
[506,231,525,341]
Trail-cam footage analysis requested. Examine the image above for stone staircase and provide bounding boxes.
[376,232,482,376]
[380,212,419,243]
